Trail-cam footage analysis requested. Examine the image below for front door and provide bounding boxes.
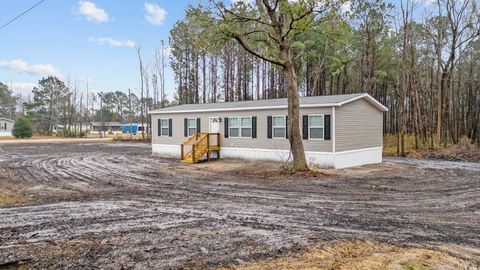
[209,117,220,133]
[209,117,221,158]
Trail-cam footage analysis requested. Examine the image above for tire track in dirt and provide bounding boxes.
[0,143,479,269]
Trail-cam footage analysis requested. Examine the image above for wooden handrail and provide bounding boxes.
[180,132,221,163]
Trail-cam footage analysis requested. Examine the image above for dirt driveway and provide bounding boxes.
[0,142,479,269]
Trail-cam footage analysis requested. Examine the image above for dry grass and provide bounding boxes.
[220,241,478,270]
[0,136,71,141]
[383,135,480,162]
[383,134,438,157]
[0,191,28,206]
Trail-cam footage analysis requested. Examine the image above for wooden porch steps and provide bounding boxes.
[180,133,220,163]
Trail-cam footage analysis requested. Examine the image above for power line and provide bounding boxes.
[0,0,47,31]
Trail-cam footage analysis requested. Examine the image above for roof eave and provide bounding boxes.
[148,103,343,114]
[149,94,388,114]
[337,93,388,112]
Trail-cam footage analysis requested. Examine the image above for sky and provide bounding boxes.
[0,0,433,100]
[0,0,202,100]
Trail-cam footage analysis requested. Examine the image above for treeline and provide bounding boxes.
[6,76,157,136]
[168,0,480,153]
[0,82,18,119]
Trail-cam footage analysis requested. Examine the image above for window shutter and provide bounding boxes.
[158,119,161,136]
[184,118,188,137]
[324,115,331,140]
[168,119,173,137]
[267,116,272,139]
[252,116,257,138]
[285,116,288,139]
[224,117,229,138]
[196,118,201,133]
[302,115,309,140]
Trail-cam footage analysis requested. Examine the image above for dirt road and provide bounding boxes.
[0,142,479,269]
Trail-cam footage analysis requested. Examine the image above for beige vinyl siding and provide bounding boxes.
[335,98,383,152]
[151,107,333,152]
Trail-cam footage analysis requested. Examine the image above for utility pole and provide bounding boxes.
[128,88,133,140]
[161,40,165,108]
[99,93,104,138]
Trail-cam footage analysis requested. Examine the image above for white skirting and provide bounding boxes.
[0,131,12,137]
[152,144,181,157]
[152,144,382,169]
[333,147,383,169]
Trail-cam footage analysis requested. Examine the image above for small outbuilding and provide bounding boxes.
[149,93,388,169]
[0,118,14,136]
[122,123,147,135]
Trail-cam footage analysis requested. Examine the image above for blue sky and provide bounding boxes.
[0,0,203,99]
[0,0,432,100]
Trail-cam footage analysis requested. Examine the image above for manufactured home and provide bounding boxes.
[0,118,14,136]
[149,93,388,169]
[89,122,123,134]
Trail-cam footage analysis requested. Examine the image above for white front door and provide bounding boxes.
[209,117,220,133]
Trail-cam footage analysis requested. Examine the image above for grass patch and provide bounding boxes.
[0,191,28,206]
[219,241,473,270]
[403,260,429,270]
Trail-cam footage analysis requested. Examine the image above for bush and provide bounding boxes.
[12,117,33,138]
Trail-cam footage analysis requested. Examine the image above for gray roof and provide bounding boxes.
[150,93,388,114]
[0,118,14,122]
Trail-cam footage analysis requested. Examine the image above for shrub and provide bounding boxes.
[12,117,33,138]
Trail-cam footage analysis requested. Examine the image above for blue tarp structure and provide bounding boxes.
[122,124,139,134]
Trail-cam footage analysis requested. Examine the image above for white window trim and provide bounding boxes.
[308,114,325,141]
[187,118,197,137]
[272,115,287,139]
[228,116,252,139]
[159,118,170,137]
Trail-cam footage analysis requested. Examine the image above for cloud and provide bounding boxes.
[8,82,38,94]
[340,1,352,14]
[231,0,254,4]
[0,59,62,77]
[424,0,436,5]
[88,37,136,48]
[145,2,167,26]
[77,1,109,23]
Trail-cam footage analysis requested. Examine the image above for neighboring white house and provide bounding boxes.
[0,118,14,136]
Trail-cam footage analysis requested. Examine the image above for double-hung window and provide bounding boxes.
[241,117,252,138]
[160,119,169,137]
[308,115,324,140]
[272,116,286,139]
[228,116,252,138]
[187,118,197,136]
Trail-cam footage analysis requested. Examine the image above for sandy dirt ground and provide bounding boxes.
[0,142,479,269]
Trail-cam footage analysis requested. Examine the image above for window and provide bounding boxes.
[309,115,324,140]
[187,118,197,136]
[160,119,169,137]
[272,116,286,139]
[229,116,252,138]
[241,117,252,138]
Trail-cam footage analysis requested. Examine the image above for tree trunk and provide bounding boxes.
[282,45,308,171]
